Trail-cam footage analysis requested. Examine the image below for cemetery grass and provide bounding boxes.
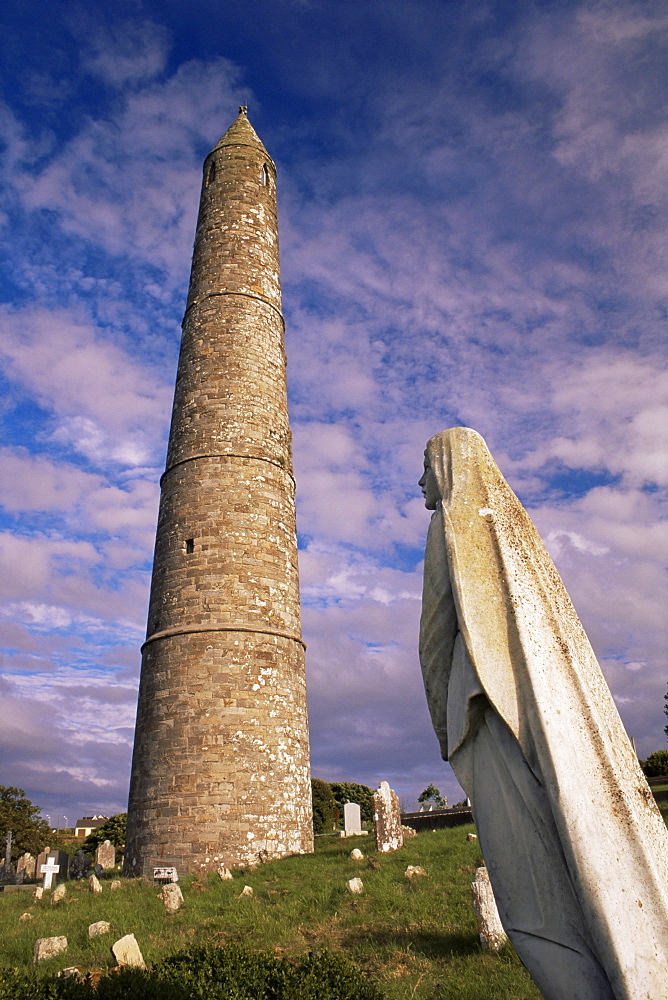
[0,826,543,999]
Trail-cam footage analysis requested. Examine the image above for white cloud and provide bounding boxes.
[0,305,172,468]
[78,19,171,86]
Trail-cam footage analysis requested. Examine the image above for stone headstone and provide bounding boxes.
[217,865,233,880]
[346,877,364,894]
[343,802,363,836]
[36,848,50,876]
[159,882,184,912]
[33,886,44,900]
[372,781,403,853]
[96,840,115,869]
[34,936,68,963]
[239,885,254,898]
[89,874,103,894]
[111,933,146,969]
[19,912,33,921]
[349,848,364,860]
[401,825,417,839]
[0,863,16,885]
[110,880,122,891]
[51,883,66,905]
[69,850,92,880]
[17,853,36,879]
[471,867,507,952]
[88,921,111,938]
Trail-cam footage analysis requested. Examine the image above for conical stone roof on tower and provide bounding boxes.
[123,109,313,878]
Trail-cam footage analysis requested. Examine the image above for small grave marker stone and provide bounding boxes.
[96,840,115,869]
[111,933,146,969]
[343,802,363,836]
[471,866,507,952]
[69,850,91,880]
[88,921,111,938]
[0,864,16,885]
[17,853,36,879]
[159,882,184,912]
[51,883,67,905]
[373,781,403,853]
[34,936,68,963]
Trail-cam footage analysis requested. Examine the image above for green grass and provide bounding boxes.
[0,827,542,999]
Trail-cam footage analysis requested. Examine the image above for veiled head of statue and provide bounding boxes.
[424,427,490,504]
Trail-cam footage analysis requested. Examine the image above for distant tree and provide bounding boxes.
[83,813,127,852]
[0,786,51,862]
[329,782,374,827]
[640,750,668,777]
[418,783,446,808]
[311,780,338,834]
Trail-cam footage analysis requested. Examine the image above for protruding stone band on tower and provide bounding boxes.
[123,110,313,878]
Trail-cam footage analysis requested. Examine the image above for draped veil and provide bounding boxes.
[420,427,668,999]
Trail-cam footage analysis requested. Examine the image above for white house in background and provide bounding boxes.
[74,815,108,839]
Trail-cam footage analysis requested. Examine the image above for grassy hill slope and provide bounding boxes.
[0,825,543,999]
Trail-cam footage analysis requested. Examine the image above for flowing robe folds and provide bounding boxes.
[419,427,668,1000]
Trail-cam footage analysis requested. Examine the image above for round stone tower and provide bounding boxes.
[123,108,313,878]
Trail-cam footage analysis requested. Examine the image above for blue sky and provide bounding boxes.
[0,0,666,824]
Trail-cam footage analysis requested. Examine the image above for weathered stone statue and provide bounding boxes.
[418,427,668,1000]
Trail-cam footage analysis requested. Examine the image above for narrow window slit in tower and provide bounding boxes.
[185,538,194,554]
[260,164,268,186]
[207,161,216,185]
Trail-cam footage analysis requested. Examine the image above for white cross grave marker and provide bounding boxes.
[40,858,60,889]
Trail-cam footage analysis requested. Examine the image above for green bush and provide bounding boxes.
[640,749,668,777]
[0,945,386,1000]
[311,779,338,834]
[83,814,127,853]
[329,782,374,827]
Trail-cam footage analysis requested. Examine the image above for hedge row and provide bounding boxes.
[0,944,385,1000]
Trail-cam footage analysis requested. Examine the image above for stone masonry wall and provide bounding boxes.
[124,111,313,877]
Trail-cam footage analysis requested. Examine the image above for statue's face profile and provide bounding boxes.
[419,455,441,510]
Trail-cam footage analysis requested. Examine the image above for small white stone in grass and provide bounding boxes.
[404,865,427,879]
[33,937,68,963]
[346,877,364,894]
[89,921,111,938]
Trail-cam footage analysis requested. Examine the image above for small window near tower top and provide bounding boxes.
[207,161,216,186]
[185,538,194,554]
[260,164,268,186]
